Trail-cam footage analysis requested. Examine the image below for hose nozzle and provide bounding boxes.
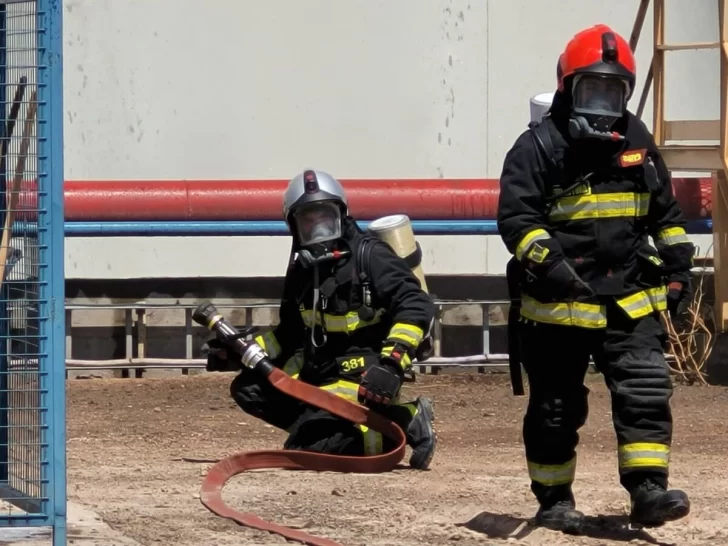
[193,302,223,330]
[192,301,274,375]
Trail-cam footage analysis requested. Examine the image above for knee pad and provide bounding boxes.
[527,385,589,431]
[615,350,673,402]
[284,411,366,456]
[229,369,264,408]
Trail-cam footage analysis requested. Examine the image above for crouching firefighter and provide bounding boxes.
[203,169,437,469]
[498,25,695,533]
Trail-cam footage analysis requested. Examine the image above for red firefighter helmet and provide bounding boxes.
[556,24,636,132]
[557,24,636,96]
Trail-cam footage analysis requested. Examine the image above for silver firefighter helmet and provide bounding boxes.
[283,169,349,247]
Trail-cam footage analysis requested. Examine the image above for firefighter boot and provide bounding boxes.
[628,477,690,527]
[406,397,437,470]
[386,397,437,470]
[533,484,585,535]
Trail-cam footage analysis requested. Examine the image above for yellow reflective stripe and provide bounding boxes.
[357,424,384,455]
[549,192,650,221]
[319,379,360,402]
[381,345,412,371]
[520,295,607,329]
[619,443,670,469]
[515,228,551,260]
[387,322,424,349]
[254,331,282,360]
[648,287,668,312]
[522,287,667,328]
[399,401,418,417]
[317,379,386,455]
[300,308,385,332]
[657,226,690,246]
[281,353,304,378]
[615,286,667,319]
[528,457,576,486]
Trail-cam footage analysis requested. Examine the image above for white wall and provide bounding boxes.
[57,0,720,279]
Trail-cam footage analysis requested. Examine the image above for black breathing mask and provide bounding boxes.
[295,246,350,269]
[568,74,627,142]
[568,115,625,142]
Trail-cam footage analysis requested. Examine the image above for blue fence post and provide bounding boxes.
[0,0,66,543]
[0,1,8,489]
[42,0,66,543]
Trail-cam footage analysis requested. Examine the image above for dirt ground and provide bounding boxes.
[65,371,728,546]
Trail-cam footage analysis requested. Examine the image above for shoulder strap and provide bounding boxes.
[528,119,564,179]
[356,236,379,285]
[357,235,424,280]
[351,236,380,319]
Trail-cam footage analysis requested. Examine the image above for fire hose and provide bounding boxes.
[191,302,408,546]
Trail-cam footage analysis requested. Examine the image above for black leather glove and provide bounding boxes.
[415,336,434,362]
[666,279,692,319]
[539,259,595,300]
[357,361,403,407]
[201,338,241,372]
[520,240,594,301]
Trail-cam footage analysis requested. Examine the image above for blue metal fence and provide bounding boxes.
[0,0,65,544]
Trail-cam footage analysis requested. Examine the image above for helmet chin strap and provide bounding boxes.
[568,115,625,142]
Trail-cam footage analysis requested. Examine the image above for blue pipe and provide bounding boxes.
[63,220,505,236]
[8,219,714,236]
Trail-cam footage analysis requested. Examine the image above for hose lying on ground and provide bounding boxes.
[192,302,407,546]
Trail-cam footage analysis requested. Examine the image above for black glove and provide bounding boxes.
[520,240,594,301]
[666,279,692,319]
[539,259,595,300]
[201,338,241,372]
[415,336,434,362]
[357,361,403,407]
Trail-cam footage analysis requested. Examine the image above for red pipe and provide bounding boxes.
[63,179,503,221]
[7,177,715,221]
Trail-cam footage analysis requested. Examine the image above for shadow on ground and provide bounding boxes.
[458,510,676,545]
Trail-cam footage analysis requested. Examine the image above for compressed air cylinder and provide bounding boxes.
[530,92,555,123]
[367,214,428,293]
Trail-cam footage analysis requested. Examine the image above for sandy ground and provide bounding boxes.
[61,371,728,546]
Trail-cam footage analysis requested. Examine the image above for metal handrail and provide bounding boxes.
[64,299,509,376]
[62,297,684,377]
[64,298,507,310]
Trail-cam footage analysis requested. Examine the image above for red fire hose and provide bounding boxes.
[193,304,408,546]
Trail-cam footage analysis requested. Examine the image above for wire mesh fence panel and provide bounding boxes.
[0,0,65,544]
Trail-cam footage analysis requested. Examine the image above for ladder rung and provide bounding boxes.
[656,42,719,51]
[658,144,722,172]
[665,120,720,141]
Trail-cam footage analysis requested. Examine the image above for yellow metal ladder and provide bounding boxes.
[631,0,728,332]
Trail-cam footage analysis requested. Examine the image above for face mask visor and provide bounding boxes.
[572,74,626,121]
[292,201,342,247]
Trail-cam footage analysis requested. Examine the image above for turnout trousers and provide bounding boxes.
[519,305,674,502]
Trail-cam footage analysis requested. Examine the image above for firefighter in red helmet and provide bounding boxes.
[498,24,694,533]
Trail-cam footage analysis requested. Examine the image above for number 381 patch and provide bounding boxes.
[336,355,373,374]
